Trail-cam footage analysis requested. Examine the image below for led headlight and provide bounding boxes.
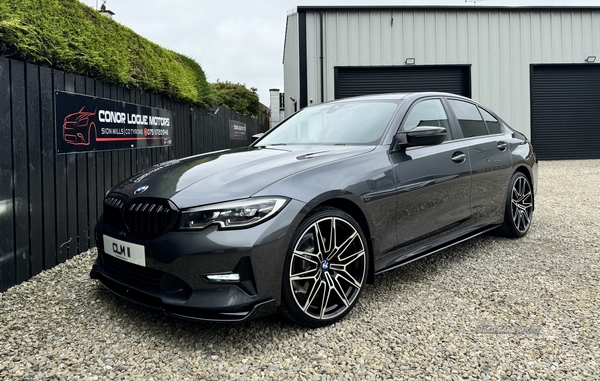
[180,197,289,230]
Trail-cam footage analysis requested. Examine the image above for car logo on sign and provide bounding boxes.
[134,185,149,194]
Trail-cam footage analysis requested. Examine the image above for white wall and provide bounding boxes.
[283,12,300,117]
[269,89,285,128]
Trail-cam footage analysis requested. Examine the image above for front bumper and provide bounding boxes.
[90,199,306,322]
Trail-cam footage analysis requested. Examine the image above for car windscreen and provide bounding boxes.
[257,100,401,146]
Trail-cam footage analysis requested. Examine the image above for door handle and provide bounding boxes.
[452,151,466,164]
[497,141,508,151]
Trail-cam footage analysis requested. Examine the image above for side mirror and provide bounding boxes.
[391,126,446,152]
[251,133,264,144]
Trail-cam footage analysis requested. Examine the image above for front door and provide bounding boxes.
[391,98,472,247]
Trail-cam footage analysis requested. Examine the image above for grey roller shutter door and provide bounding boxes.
[531,64,600,160]
[334,66,471,99]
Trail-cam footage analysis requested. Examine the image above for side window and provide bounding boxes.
[402,99,452,140]
[448,99,489,138]
[479,107,502,134]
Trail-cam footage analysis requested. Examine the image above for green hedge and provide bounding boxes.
[0,0,213,106]
[211,81,260,117]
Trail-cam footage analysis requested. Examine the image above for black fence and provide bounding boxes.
[0,57,265,292]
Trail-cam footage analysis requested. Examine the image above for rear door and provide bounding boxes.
[445,99,513,226]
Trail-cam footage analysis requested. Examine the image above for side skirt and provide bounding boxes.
[374,225,500,276]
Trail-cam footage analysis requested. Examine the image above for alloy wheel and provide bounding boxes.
[288,216,366,321]
[511,176,533,233]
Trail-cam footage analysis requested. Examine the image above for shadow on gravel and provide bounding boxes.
[88,234,503,349]
[372,235,492,285]
[357,234,508,308]
[90,282,312,353]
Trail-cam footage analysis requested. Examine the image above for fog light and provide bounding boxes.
[201,257,257,296]
[205,273,240,282]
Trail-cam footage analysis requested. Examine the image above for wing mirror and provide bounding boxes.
[251,133,265,144]
[391,126,447,152]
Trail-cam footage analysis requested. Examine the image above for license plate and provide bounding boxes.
[103,235,146,267]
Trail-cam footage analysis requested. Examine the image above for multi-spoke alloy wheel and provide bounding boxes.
[500,172,533,238]
[511,175,533,233]
[281,207,368,327]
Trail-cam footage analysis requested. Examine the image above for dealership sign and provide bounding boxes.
[229,120,247,140]
[55,91,173,153]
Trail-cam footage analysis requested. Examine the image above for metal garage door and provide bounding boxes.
[531,64,600,160]
[334,65,471,99]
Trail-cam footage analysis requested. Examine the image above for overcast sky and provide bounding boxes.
[79,0,598,104]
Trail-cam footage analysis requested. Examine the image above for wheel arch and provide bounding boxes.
[312,197,376,284]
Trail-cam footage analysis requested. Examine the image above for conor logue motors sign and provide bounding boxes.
[229,120,247,140]
[55,91,173,153]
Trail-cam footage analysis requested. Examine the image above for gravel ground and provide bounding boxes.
[1,160,599,381]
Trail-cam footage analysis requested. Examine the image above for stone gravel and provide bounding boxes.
[1,160,599,380]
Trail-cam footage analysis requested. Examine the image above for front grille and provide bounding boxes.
[104,196,126,230]
[124,202,175,235]
[103,195,179,238]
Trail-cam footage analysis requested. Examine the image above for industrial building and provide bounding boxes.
[281,6,600,160]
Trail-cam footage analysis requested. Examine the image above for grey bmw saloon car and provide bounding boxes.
[91,92,537,327]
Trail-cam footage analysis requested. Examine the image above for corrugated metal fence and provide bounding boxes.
[0,57,263,292]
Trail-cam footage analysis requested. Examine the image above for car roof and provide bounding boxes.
[328,92,470,103]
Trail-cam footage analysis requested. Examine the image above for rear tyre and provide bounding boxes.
[280,207,368,327]
[499,172,533,238]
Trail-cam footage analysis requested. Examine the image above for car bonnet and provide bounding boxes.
[109,145,374,209]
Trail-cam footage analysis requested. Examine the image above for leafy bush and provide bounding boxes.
[0,0,212,106]
[211,81,260,117]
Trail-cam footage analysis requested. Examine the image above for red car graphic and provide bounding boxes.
[62,107,97,146]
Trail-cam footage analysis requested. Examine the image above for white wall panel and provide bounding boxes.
[578,13,589,56]
[380,12,393,65]
[306,13,320,106]
[369,13,382,65]
[348,14,360,65]
[283,13,299,116]
[445,13,459,64]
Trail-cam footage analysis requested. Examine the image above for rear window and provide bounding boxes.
[448,99,489,138]
[479,107,502,134]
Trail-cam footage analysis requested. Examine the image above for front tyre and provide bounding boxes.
[499,172,533,238]
[281,207,368,327]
